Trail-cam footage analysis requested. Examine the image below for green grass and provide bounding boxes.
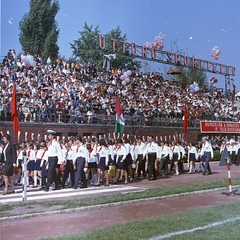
[1,178,240,218]
[41,202,240,240]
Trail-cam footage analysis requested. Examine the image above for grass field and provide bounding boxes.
[41,201,240,240]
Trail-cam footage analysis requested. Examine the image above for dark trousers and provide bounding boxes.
[203,152,212,173]
[62,160,75,187]
[148,153,156,179]
[178,153,183,172]
[45,157,59,190]
[41,160,47,187]
[231,151,236,164]
[74,157,87,188]
[160,156,168,176]
[137,154,145,177]
[236,149,240,165]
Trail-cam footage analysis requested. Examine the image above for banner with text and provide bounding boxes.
[200,121,240,133]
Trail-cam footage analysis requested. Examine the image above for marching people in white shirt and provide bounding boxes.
[200,137,213,175]
[170,141,181,176]
[96,139,110,186]
[4,133,233,193]
[86,142,98,185]
[188,143,198,173]
[143,136,159,180]
[73,137,88,189]
[114,139,128,184]
[61,142,75,188]
[136,137,146,179]
[44,130,63,191]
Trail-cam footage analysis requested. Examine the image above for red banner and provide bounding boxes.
[200,121,240,133]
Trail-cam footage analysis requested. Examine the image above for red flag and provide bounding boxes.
[183,103,188,134]
[10,84,20,136]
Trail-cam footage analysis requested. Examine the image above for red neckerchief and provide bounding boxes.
[65,149,70,158]
[41,149,47,159]
[88,149,93,157]
[76,144,82,152]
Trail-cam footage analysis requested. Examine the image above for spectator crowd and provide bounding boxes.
[0,49,239,126]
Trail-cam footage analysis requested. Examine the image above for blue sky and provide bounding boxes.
[1,0,240,90]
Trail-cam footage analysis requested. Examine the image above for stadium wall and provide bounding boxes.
[0,122,201,144]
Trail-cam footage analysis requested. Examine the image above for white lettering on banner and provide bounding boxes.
[201,121,240,133]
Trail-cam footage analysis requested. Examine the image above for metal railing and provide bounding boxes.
[0,110,239,129]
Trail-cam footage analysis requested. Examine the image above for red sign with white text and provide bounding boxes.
[200,121,240,133]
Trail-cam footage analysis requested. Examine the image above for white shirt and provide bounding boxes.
[188,146,198,159]
[75,144,87,159]
[47,139,63,163]
[87,149,96,163]
[116,145,127,162]
[136,142,146,155]
[64,148,76,161]
[98,146,109,165]
[200,141,214,158]
[144,141,159,159]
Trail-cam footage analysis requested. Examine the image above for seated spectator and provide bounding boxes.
[86,109,94,124]
[69,105,76,123]
[55,103,63,123]
[21,102,31,122]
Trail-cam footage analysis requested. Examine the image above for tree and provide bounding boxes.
[70,23,141,69]
[176,65,208,88]
[70,22,102,66]
[19,0,60,61]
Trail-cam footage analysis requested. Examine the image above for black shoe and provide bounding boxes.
[52,187,61,191]
[149,177,156,181]
[72,186,77,189]
[202,172,206,175]
[207,172,212,175]
[80,186,87,189]
[43,188,49,192]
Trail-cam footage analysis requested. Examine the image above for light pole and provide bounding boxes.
[225,75,235,100]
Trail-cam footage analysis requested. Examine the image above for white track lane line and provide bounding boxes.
[148,216,240,240]
[0,185,139,203]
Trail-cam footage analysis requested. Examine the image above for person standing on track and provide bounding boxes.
[44,130,63,191]
[136,137,146,179]
[200,136,213,175]
[188,143,198,173]
[1,134,17,195]
[61,142,75,188]
[73,137,88,189]
[144,136,159,181]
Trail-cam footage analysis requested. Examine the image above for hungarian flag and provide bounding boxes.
[10,84,20,136]
[114,96,125,134]
[183,103,188,134]
[210,77,218,84]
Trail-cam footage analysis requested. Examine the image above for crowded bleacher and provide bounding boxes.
[0,49,239,126]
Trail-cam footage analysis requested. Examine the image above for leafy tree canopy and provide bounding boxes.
[70,23,141,70]
[19,0,60,61]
